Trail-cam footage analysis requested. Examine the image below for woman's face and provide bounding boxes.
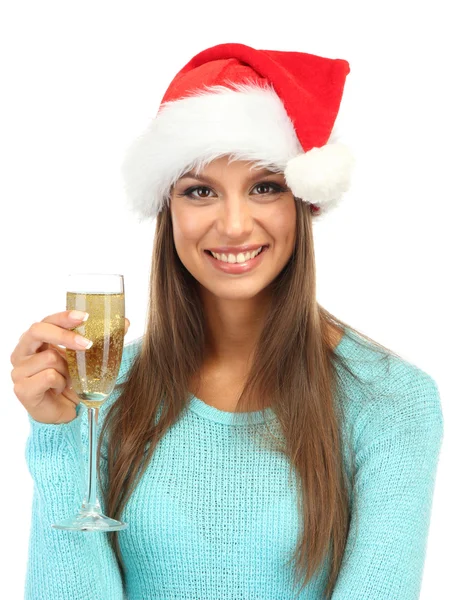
[169,156,297,301]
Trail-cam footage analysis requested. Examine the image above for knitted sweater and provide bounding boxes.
[24,327,444,599]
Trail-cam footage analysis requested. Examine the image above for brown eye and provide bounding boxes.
[179,186,213,200]
[254,183,272,194]
[253,182,285,195]
[195,187,211,198]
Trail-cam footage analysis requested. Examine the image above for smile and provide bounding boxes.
[204,245,269,274]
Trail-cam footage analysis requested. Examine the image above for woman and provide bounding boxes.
[13,43,443,599]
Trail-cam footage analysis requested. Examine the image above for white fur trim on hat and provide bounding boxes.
[121,82,353,222]
[284,143,356,218]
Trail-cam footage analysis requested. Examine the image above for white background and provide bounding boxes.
[1,1,447,597]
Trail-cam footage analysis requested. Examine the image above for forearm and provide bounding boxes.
[24,414,125,599]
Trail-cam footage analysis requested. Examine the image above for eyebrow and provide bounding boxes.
[177,168,284,185]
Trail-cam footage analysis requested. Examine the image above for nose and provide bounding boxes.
[216,195,254,238]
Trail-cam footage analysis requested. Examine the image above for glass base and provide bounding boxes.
[52,510,128,532]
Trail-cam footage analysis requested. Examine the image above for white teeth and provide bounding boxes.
[210,246,264,263]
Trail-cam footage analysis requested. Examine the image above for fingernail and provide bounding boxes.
[75,335,93,349]
[69,310,89,322]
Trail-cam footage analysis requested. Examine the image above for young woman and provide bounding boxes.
[12,42,443,599]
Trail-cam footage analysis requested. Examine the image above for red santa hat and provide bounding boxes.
[121,42,355,223]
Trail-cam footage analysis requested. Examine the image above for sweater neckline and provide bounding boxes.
[187,326,351,426]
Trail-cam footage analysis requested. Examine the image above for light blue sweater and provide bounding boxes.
[24,327,444,599]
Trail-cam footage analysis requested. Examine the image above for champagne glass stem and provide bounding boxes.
[82,407,101,513]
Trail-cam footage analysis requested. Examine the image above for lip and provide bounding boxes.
[204,245,268,274]
[205,244,269,253]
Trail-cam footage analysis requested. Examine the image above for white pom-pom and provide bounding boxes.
[284,143,355,210]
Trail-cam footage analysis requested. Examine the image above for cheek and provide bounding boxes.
[265,201,296,238]
[171,206,204,243]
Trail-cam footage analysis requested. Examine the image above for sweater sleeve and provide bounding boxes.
[332,368,444,599]
[23,338,142,600]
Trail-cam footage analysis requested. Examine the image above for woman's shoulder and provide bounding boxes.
[124,335,144,358]
[336,328,443,450]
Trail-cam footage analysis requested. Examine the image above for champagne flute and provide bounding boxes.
[52,273,127,532]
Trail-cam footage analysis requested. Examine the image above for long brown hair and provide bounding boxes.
[98,190,401,598]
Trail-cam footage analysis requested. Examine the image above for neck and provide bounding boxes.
[198,286,344,372]
[200,288,271,371]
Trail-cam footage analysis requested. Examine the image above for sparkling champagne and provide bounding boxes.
[66,292,125,408]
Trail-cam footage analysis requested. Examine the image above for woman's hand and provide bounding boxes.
[10,311,130,424]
